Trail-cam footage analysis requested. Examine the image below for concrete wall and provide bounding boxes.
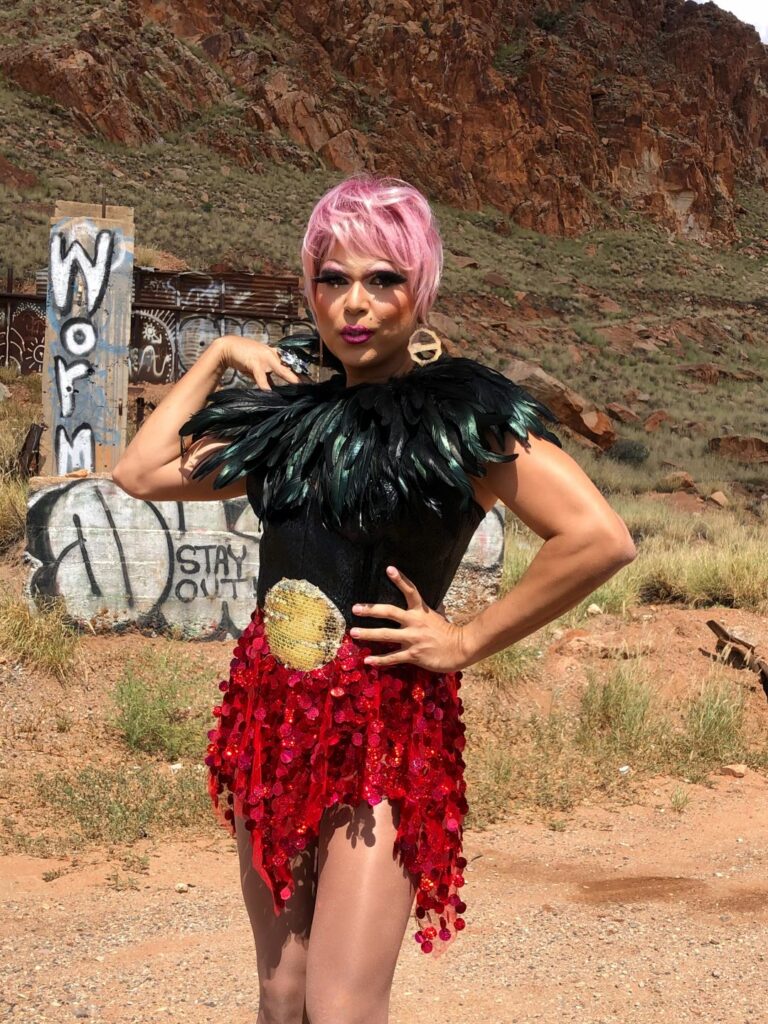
[26,475,506,640]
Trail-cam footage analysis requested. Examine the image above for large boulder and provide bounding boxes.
[503,358,616,450]
[707,436,768,463]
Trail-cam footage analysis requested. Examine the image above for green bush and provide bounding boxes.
[605,439,650,465]
[109,648,214,761]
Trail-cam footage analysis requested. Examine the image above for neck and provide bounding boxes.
[343,348,415,387]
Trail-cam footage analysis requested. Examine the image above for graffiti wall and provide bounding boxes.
[128,267,305,385]
[0,298,46,373]
[26,477,262,638]
[25,478,506,639]
[129,311,309,386]
[1,267,306,383]
[42,202,133,475]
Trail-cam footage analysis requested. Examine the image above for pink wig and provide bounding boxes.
[301,174,443,325]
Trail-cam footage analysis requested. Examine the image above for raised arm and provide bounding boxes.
[111,335,302,501]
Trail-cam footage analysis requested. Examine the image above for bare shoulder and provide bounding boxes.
[469,433,633,547]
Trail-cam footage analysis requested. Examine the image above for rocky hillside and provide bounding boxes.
[0,0,767,242]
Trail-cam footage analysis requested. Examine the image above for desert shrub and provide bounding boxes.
[605,439,650,465]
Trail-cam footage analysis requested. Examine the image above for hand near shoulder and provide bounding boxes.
[213,334,304,391]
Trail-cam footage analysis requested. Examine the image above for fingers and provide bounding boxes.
[385,565,421,609]
[253,369,272,391]
[349,626,405,643]
[363,650,413,667]
[351,602,408,624]
[267,350,302,384]
[270,363,303,384]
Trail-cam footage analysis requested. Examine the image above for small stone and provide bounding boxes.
[175,882,189,893]
[586,603,602,616]
[720,763,747,778]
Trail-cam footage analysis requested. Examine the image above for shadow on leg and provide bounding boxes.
[235,813,318,1024]
[304,798,418,1024]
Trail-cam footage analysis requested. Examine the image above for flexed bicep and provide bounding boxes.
[476,432,635,554]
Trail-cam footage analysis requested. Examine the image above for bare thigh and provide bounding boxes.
[304,798,419,1024]
[235,814,317,1024]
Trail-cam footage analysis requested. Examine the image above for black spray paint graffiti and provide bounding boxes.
[46,219,132,474]
[26,478,262,638]
[174,542,251,603]
[48,230,110,473]
[25,480,505,640]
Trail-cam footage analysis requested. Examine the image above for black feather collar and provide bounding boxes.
[180,354,562,533]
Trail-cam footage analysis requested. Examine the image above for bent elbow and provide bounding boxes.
[599,523,637,567]
[111,460,148,499]
[612,539,638,566]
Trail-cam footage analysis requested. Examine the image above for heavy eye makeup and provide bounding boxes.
[312,270,408,288]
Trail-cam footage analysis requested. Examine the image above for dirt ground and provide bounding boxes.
[1,600,768,1024]
[2,769,767,1024]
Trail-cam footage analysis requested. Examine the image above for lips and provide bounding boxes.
[341,327,375,344]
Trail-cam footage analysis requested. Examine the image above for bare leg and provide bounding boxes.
[234,813,317,1024]
[304,799,419,1024]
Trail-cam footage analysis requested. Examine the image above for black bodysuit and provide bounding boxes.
[182,353,562,959]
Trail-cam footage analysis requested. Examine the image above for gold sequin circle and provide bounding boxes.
[262,578,347,671]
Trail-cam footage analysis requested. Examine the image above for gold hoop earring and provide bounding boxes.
[407,326,443,365]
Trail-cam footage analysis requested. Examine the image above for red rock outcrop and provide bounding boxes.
[503,357,617,449]
[0,0,766,240]
[707,436,768,463]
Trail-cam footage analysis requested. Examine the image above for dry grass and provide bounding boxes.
[463,658,766,829]
[0,474,27,552]
[0,594,80,679]
[108,646,216,762]
[501,497,768,629]
[33,762,211,845]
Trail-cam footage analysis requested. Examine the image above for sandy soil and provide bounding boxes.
[1,769,767,1024]
[1,599,767,1024]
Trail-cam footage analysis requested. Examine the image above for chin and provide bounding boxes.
[329,343,397,368]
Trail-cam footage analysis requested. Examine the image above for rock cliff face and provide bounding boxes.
[1,0,766,240]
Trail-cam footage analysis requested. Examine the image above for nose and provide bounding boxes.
[344,279,368,315]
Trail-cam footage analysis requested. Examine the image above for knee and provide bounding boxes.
[257,977,307,1024]
[305,988,387,1024]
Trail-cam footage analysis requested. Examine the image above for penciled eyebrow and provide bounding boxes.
[317,261,403,275]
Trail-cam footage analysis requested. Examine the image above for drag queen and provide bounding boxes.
[112,174,636,1024]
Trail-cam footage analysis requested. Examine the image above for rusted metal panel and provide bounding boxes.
[4,264,306,383]
[0,295,46,373]
[132,268,301,317]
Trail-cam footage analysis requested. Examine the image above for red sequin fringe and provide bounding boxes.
[204,607,469,959]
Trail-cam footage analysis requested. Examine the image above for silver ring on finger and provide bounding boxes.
[277,348,310,375]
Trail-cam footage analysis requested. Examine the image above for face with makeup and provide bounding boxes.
[311,240,419,385]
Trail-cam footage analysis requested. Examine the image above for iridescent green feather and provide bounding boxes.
[178,355,562,533]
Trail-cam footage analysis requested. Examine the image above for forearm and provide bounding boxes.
[116,338,226,475]
[459,529,635,667]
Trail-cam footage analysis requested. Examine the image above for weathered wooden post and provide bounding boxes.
[40,201,134,475]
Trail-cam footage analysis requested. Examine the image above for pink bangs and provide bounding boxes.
[301,174,443,324]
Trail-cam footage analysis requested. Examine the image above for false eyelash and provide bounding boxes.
[375,272,408,284]
[311,272,408,286]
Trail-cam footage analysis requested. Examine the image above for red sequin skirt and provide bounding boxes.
[204,607,469,958]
